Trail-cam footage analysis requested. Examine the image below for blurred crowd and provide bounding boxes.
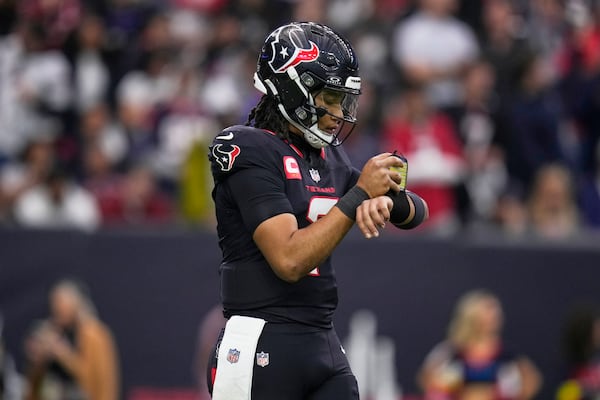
[0,0,599,238]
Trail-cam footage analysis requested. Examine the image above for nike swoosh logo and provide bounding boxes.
[216,132,234,140]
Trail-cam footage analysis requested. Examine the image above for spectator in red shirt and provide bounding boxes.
[382,83,465,234]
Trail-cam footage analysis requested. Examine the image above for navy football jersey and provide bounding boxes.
[209,125,360,328]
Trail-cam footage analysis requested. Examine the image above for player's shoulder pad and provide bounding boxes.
[209,125,283,180]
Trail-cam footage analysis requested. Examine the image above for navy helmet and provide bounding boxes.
[254,22,361,148]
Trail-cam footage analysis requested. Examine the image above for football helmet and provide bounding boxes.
[254,22,361,148]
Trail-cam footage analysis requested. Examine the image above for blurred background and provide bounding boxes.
[0,0,600,399]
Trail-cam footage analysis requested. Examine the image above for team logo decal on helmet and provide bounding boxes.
[268,26,320,73]
[212,144,241,172]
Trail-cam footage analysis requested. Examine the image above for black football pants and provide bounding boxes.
[208,322,359,400]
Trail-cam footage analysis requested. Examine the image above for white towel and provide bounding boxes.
[212,315,266,400]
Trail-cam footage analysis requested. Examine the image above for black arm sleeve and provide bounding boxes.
[388,190,428,230]
[226,167,293,233]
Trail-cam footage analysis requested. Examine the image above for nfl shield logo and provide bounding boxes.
[227,348,240,364]
[309,168,321,183]
[256,351,269,367]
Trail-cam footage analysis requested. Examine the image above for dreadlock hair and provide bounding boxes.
[246,95,291,140]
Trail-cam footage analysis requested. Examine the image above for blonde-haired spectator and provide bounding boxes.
[418,290,541,400]
[24,279,120,400]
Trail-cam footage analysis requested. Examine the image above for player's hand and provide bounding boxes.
[356,196,393,239]
[356,153,404,198]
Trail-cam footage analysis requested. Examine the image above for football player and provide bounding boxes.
[207,22,428,400]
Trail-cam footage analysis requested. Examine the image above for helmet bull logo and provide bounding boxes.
[269,26,320,73]
[212,144,241,172]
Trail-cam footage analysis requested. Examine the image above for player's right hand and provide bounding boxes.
[356,153,404,198]
[356,196,393,239]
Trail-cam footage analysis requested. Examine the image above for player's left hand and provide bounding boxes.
[356,196,393,239]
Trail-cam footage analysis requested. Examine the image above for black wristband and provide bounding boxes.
[336,186,370,220]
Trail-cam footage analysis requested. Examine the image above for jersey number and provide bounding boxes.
[306,196,339,276]
[306,196,339,223]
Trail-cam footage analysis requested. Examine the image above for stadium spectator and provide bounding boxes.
[197,16,260,127]
[81,140,123,219]
[445,60,508,228]
[503,52,566,187]
[528,163,580,239]
[68,13,112,112]
[116,49,177,164]
[562,1,600,177]
[491,186,529,237]
[570,0,600,77]
[556,304,600,400]
[526,0,569,82]
[334,0,410,92]
[78,103,129,170]
[479,0,533,102]
[101,2,167,81]
[24,279,119,400]
[381,83,465,234]
[0,136,55,223]
[13,164,100,231]
[165,4,213,71]
[119,12,174,79]
[418,289,541,400]
[0,21,72,162]
[392,0,480,109]
[150,66,220,192]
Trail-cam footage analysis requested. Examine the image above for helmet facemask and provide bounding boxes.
[304,86,360,147]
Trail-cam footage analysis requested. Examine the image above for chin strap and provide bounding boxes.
[303,130,329,149]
